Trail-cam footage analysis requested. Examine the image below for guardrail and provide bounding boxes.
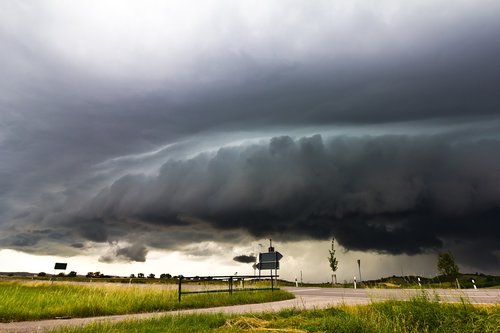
[177,275,278,302]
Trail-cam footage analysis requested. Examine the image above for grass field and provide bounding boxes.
[3,272,499,289]
[51,295,500,333]
[0,280,293,322]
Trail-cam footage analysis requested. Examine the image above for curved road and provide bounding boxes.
[1,287,498,333]
[288,287,500,305]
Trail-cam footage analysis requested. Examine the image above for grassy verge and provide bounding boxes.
[0,280,293,322]
[51,296,500,333]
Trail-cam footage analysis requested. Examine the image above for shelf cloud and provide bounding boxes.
[1,1,500,272]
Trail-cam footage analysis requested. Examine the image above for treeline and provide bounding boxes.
[36,271,176,279]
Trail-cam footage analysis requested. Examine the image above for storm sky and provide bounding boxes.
[1,0,500,279]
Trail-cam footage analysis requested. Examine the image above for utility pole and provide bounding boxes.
[268,239,275,286]
[357,259,362,283]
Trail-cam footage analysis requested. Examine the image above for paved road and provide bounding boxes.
[288,287,500,305]
[1,287,498,333]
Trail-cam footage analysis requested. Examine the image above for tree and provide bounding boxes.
[328,238,339,281]
[68,271,77,277]
[137,273,145,278]
[38,272,47,277]
[437,251,459,277]
[147,273,155,279]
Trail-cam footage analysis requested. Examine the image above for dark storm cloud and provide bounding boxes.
[1,1,500,273]
[99,244,148,263]
[5,233,41,247]
[70,134,500,268]
[77,219,109,243]
[116,245,148,262]
[233,255,257,264]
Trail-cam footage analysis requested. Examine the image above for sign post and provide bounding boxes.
[357,259,362,283]
[256,240,284,291]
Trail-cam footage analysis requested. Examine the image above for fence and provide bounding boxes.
[177,275,278,302]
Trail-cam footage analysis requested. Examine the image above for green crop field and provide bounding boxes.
[51,296,500,333]
[0,280,293,322]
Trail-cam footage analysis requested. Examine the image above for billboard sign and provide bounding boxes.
[54,263,67,270]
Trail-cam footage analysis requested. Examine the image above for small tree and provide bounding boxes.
[147,273,155,279]
[328,238,339,282]
[68,271,77,277]
[437,251,459,278]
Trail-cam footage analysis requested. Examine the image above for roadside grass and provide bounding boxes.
[51,295,500,333]
[0,280,293,322]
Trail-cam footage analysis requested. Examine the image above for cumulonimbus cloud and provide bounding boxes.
[63,134,499,267]
[2,1,500,274]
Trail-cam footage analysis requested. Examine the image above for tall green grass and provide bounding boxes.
[0,280,293,322]
[52,295,500,333]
